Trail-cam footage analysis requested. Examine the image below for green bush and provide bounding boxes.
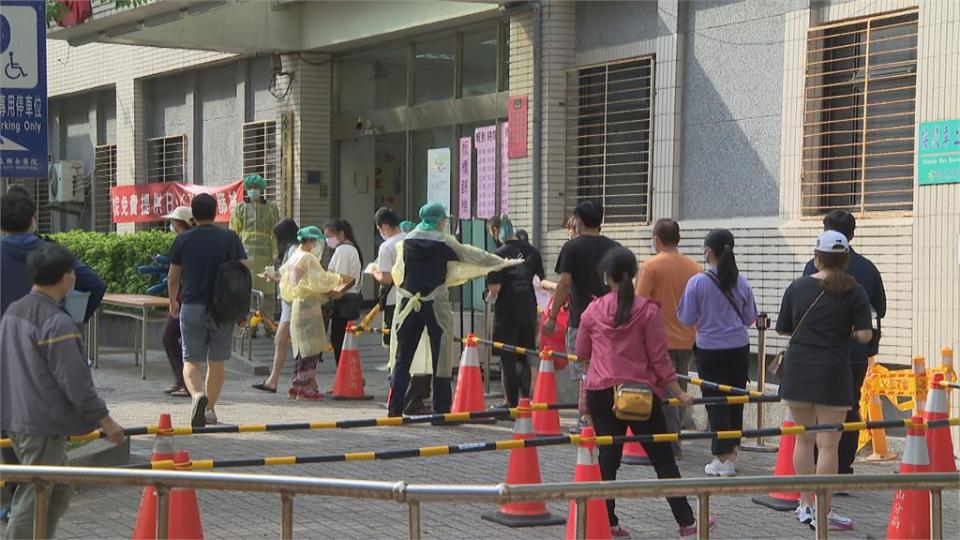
[50,230,175,295]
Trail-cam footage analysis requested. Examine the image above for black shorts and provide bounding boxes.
[492,321,536,358]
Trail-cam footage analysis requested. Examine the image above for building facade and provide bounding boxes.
[33,0,960,366]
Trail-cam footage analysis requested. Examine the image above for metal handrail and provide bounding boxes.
[1,466,955,540]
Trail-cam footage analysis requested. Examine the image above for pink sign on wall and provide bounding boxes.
[501,122,509,214]
[475,125,497,219]
[458,137,472,219]
[507,96,528,158]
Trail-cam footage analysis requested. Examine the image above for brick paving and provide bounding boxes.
[3,335,957,539]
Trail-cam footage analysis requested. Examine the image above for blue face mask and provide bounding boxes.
[247,189,261,199]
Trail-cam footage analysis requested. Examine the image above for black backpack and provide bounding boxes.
[209,233,252,324]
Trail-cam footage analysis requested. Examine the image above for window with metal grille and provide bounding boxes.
[242,121,279,202]
[801,9,917,216]
[566,57,654,224]
[93,144,117,232]
[146,134,186,184]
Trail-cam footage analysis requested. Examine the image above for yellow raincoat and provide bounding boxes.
[279,248,341,359]
[230,199,280,308]
[388,229,521,378]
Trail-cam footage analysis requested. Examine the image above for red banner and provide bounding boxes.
[110,181,245,223]
[507,96,528,158]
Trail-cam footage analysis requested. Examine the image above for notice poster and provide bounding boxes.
[475,125,497,219]
[426,147,451,214]
[111,180,244,223]
[501,122,509,214]
[458,137,472,219]
[507,96,528,158]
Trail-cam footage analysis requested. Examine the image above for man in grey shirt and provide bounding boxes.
[0,243,124,539]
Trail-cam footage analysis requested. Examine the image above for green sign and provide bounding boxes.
[917,119,960,185]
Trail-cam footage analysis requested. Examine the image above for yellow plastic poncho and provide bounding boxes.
[229,199,280,302]
[387,229,521,378]
[279,248,341,359]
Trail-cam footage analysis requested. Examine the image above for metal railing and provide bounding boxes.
[1,466,955,540]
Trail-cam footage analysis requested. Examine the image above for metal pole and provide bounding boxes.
[696,494,710,540]
[483,302,491,395]
[33,481,48,540]
[815,491,829,540]
[156,485,170,540]
[141,306,148,380]
[574,498,587,540]
[742,313,776,453]
[281,492,294,540]
[407,501,421,540]
[930,489,942,540]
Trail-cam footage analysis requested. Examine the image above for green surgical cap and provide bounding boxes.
[243,174,267,190]
[297,225,325,242]
[497,214,514,243]
[417,202,447,231]
[399,220,415,233]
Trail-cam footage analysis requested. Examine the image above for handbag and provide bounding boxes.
[768,290,826,376]
[613,383,655,421]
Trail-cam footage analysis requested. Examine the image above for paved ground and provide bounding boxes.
[3,334,958,539]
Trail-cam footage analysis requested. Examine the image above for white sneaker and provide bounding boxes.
[811,508,854,531]
[795,505,814,526]
[204,408,218,425]
[703,458,736,477]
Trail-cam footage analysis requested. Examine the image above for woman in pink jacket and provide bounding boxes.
[576,247,716,539]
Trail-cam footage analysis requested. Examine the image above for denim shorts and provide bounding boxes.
[179,303,234,363]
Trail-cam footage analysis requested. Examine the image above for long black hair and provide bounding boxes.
[704,228,738,291]
[273,218,300,265]
[324,218,364,266]
[600,247,638,327]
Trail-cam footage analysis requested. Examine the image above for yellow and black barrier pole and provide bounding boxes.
[130,417,960,471]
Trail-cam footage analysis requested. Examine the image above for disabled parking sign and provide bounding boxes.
[0,0,47,178]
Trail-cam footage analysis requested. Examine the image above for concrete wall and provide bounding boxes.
[198,63,242,185]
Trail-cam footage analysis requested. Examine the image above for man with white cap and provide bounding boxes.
[160,206,195,398]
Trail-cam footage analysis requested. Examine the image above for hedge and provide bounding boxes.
[50,230,174,295]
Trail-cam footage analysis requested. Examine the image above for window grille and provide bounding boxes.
[801,9,918,216]
[566,57,654,224]
[93,144,117,232]
[146,134,186,184]
[243,121,279,203]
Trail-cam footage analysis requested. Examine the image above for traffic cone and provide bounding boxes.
[621,427,652,466]
[132,414,175,539]
[751,409,800,511]
[168,450,204,540]
[482,398,565,527]
[912,356,926,416]
[532,353,561,436]
[564,427,611,540]
[886,416,930,540]
[924,373,956,473]
[452,334,485,413]
[329,323,373,400]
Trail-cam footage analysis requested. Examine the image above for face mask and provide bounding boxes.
[703,250,711,264]
[247,189,261,199]
[326,237,340,249]
[169,223,178,234]
[650,237,658,253]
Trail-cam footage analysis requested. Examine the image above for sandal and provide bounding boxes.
[164,384,181,394]
[169,387,190,398]
[251,382,277,394]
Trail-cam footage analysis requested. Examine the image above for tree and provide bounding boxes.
[46,0,150,26]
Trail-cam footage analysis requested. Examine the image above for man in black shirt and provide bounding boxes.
[487,215,545,407]
[802,210,886,476]
[544,201,620,429]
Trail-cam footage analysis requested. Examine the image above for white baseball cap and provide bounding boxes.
[815,230,850,253]
[163,206,193,223]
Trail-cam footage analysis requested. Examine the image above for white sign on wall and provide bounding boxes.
[426,147,451,215]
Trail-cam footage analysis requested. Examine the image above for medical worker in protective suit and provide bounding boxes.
[388,203,520,417]
[230,174,281,319]
[279,226,344,400]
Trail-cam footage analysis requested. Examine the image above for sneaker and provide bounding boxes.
[190,394,208,428]
[204,408,218,425]
[678,516,717,538]
[568,418,589,434]
[610,525,631,538]
[811,508,854,531]
[704,458,736,477]
[795,504,814,526]
[0,506,10,523]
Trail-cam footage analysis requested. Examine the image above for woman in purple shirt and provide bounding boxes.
[678,229,757,478]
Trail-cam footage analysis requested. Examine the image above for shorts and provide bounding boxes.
[280,299,292,324]
[179,303,234,363]
[492,320,536,358]
[566,326,584,380]
[783,400,850,412]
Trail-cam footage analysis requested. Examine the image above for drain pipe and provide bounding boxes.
[531,0,543,248]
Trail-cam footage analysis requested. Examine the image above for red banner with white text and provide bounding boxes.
[110,181,245,223]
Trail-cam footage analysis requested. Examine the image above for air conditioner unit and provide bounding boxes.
[49,161,84,203]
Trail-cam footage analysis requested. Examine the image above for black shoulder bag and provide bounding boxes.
[702,271,744,320]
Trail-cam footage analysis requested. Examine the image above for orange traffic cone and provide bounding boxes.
[565,427,611,540]
[924,373,956,473]
[621,427,652,466]
[132,413,175,539]
[887,416,930,540]
[751,409,800,511]
[168,450,204,540]
[532,353,561,436]
[452,334,485,413]
[329,323,373,400]
[482,398,565,527]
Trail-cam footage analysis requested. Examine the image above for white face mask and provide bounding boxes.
[650,237,658,253]
[169,223,178,234]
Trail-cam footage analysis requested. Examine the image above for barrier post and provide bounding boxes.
[943,348,958,459]
[742,313,777,453]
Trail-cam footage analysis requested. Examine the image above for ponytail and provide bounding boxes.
[816,252,855,295]
[600,247,639,327]
[614,278,635,327]
[704,229,739,291]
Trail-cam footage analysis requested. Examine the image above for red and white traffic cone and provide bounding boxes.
[452,334,485,413]
[532,353,561,436]
[751,409,800,511]
[565,427,611,540]
[621,427,652,466]
[329,322,373,400]
[132,413,175,539]
[887,416,931,540]
[482,398,565,527]
[168,450,204,540]
[923,373,956,473]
